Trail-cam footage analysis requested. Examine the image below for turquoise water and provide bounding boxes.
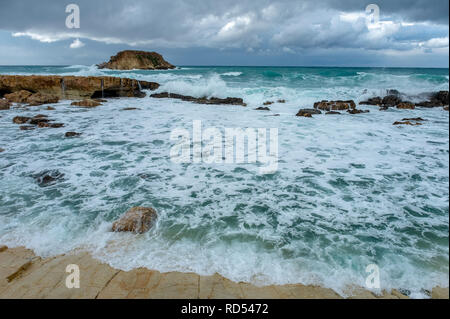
[0,65,448,298]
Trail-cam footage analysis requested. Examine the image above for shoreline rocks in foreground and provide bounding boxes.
[0,75,159,102]
[150,92,247,106]
[98,50,175,70]
[0,246,447,299]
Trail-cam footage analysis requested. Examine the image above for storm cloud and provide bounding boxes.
[0,0,448,66]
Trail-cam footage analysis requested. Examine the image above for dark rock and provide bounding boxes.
[402,117,426,122]
[19,125,36,131]
[121,107,141,111]
[150,92,246,106]
[326,111,341,115]
[38,122,64,128]
[296,109,321,117]
[393,121,422,126]
[29,118,51,125]
[33,170,64,187]
[46,106,56,110]
[13,116,31,124]
[314,100,356,111]
[348,109,370,114]
[360,97,382,106]
[379,106,389,111]
[263,101,274,106]
[65,132,82,137]
[0,148,4,153]
[255,107,271,111]
[277,99,286,103]
[382,95,402,106]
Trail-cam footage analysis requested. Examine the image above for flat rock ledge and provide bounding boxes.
[1,246,446,299]
[150,92,247,106]
[0,75,159,101]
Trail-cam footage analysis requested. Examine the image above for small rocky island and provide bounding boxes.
[97,50,175,70]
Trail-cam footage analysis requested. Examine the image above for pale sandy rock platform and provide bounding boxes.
[0,246,446,299]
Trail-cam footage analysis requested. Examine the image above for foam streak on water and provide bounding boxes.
[0,65,448,298]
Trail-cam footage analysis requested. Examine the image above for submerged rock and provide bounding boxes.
[277,99,286,103]
[37,122,64,128]
[98,50,175,70]
[112,207,158,234]
[33,170,65,187]
[121,107,141,111]
[65,132,82,137]
[0,148,4,153]
[397,102,415,110]
[326,111,341,115]
[13,116,31,124]
[0,99,11,110]
[46,106,56,110]
[402,117,426,122]
[71,99,102,108]
[255,107,271,111]
[348,109,370,114]
[263,101,274,106]
[150,92,246,106]
[393,121,422,126]
[19,125,35,131]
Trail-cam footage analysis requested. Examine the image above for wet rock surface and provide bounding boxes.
[0,99,11,110]
[71,99,102,108]
[65,132,82,138]
[112,207,158,234]
[314,100,356,111]
[150,92,246,106]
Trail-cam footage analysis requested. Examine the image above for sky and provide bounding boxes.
[0,0,448,67]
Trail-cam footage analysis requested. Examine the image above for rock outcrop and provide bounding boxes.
[417,91,449,107]
[0,75,159,100]
[296,109,321,117]
[360,90,449,109]
[314,100,356,111]
[150,92,247,106]
[112,207,158,234]
[98,50,175,70]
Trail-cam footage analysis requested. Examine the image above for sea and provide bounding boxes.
[0,65,448,298]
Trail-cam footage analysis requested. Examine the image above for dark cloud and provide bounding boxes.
[0,0,448,66]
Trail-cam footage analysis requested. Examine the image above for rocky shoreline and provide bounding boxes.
[1,245,447,299]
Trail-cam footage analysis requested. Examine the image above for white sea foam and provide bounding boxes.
[0,66,448,298]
